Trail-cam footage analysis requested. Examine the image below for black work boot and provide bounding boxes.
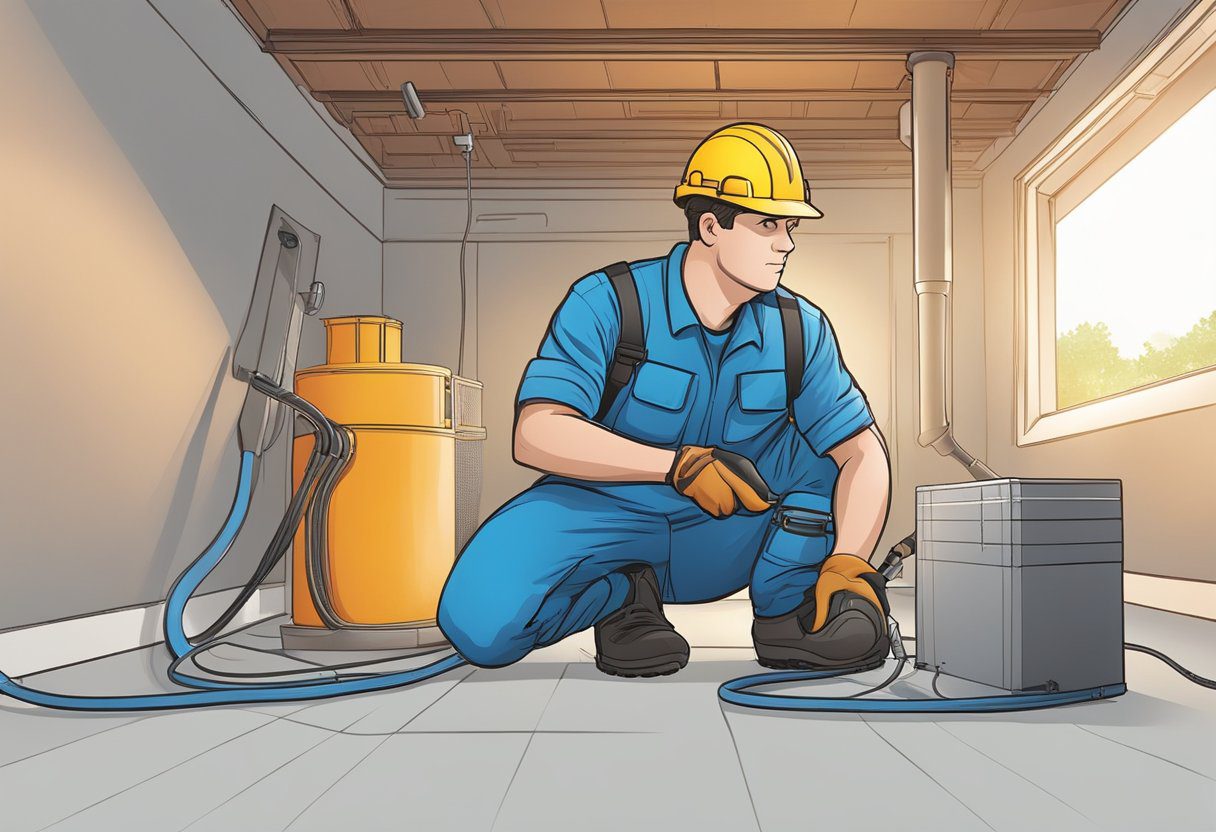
[752,590,890,671]
[594,564,690,678]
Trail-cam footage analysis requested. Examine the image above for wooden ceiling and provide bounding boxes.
[228,0,1134,186]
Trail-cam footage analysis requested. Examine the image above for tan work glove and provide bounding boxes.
[666,445,776,518]
[809,554,891,632]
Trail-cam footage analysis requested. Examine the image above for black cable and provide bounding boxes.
[931,665,945,698]
[193,443,329,643]
[181,641,449,680]
[913,639,1214,697]
[193,375,339,643]
[457,146,472,378]
[1125,642,1216,689]
[304,416,353,630]
[846,657,909,698]
[251,375,350,632]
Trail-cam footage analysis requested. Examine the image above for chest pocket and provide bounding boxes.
[723,369,789,444]
[613,360,696,447]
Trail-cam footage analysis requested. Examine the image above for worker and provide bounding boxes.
[438,123,893,677]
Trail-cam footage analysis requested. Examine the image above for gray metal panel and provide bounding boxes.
[921,498,1122,521]
[915,556,936,669]
[920,539,1123,568]
[1012,479,1122,500]
[917,478,1121,501]
[920,517,1122,546]
[915,560,1011,689]
[1015,563,1125,692]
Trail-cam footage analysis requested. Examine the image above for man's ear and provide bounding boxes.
[698,212,719,246]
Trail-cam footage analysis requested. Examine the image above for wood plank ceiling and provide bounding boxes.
[228,0,1133,187]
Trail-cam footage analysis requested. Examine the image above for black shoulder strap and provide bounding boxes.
[595,261,647,422]
[776,291,803,418]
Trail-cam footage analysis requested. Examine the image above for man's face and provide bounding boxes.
[704,212,799,292]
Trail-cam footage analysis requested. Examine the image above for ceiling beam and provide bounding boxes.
[316,88,1042,104]
[355,124,1017,141]
[263,28,1099,60]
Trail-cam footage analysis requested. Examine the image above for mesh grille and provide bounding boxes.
[455,439,483,556]
[454,378,483,429]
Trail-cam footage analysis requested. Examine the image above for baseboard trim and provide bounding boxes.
[0,584,285,678]
[1124,572,1216,622]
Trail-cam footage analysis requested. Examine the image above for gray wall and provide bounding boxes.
[384,183,991,585]
[0,0,383,629]
[979,0,1216,582]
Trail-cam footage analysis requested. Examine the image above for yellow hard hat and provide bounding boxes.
[674,123,823,219]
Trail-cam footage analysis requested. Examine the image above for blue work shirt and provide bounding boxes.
[515,241,876,501]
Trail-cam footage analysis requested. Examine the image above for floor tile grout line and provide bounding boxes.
[36,709,299,832]
[717,706,764,832]
[490,662,571,831]
[282,667,477,831]
[268,722,660,737]
[1071,723,1216,784]
[858,714,998,832]
[177,705,389,832]
[932,722,1097,826]
[0,656,445,774]
[38,670,469,831]
[177,732,339,832]
[0,715,151,771]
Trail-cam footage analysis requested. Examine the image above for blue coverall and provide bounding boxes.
[437,242,876,667]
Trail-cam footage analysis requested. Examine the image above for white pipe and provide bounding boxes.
[907,51,997,481]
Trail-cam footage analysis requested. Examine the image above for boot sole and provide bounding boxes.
[756,656,886,673]
[594,653,688,678]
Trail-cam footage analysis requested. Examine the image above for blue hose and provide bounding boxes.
[719,664,1126,713]
[0,450,467,712]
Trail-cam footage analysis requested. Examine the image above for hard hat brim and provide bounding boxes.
[736,196,825,220]
[676,188,824,220]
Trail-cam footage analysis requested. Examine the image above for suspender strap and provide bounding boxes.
[595,261,647,422]
[776,291,803,418]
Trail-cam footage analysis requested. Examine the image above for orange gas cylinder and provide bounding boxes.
[287,316,485,638]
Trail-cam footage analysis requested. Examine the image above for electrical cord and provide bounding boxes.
[720,628,1214,713]
[192,430,329,643]
[457,144,472,378]
[931,664,945,698]
[845,657,909,699]
[1123,642,1216,689]
[0,448,467,710]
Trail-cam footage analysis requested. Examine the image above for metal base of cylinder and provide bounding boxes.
[280,622,449,653]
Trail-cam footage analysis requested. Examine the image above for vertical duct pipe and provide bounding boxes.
[907,51,997,481]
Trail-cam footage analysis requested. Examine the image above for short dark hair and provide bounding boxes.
[682,196,747,243]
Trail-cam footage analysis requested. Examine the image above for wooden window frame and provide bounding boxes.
[1014,0,1216,446]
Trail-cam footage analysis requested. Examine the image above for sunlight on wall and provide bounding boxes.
[0,3,232,542]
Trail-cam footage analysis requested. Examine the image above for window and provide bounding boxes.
[1055,88,1216,410]
[1016,1,1216,445]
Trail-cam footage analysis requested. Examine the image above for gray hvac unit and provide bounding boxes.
[914,478,1125,694]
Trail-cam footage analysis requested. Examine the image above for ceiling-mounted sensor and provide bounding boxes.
[401,81,425,120]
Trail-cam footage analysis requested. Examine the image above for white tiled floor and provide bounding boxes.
[2,589,1213,831]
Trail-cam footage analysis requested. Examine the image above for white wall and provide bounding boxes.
[980,0,1215,582]
[384,182,990,583]
[0,0,383,630]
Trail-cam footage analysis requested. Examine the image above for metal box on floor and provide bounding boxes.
[914,478,1125,693]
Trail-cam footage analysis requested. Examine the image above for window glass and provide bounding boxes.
[1055,88,1216,409]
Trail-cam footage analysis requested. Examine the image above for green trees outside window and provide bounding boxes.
[1056,310,1216,409]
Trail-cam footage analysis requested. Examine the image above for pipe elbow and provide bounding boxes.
[917,423,949,448]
